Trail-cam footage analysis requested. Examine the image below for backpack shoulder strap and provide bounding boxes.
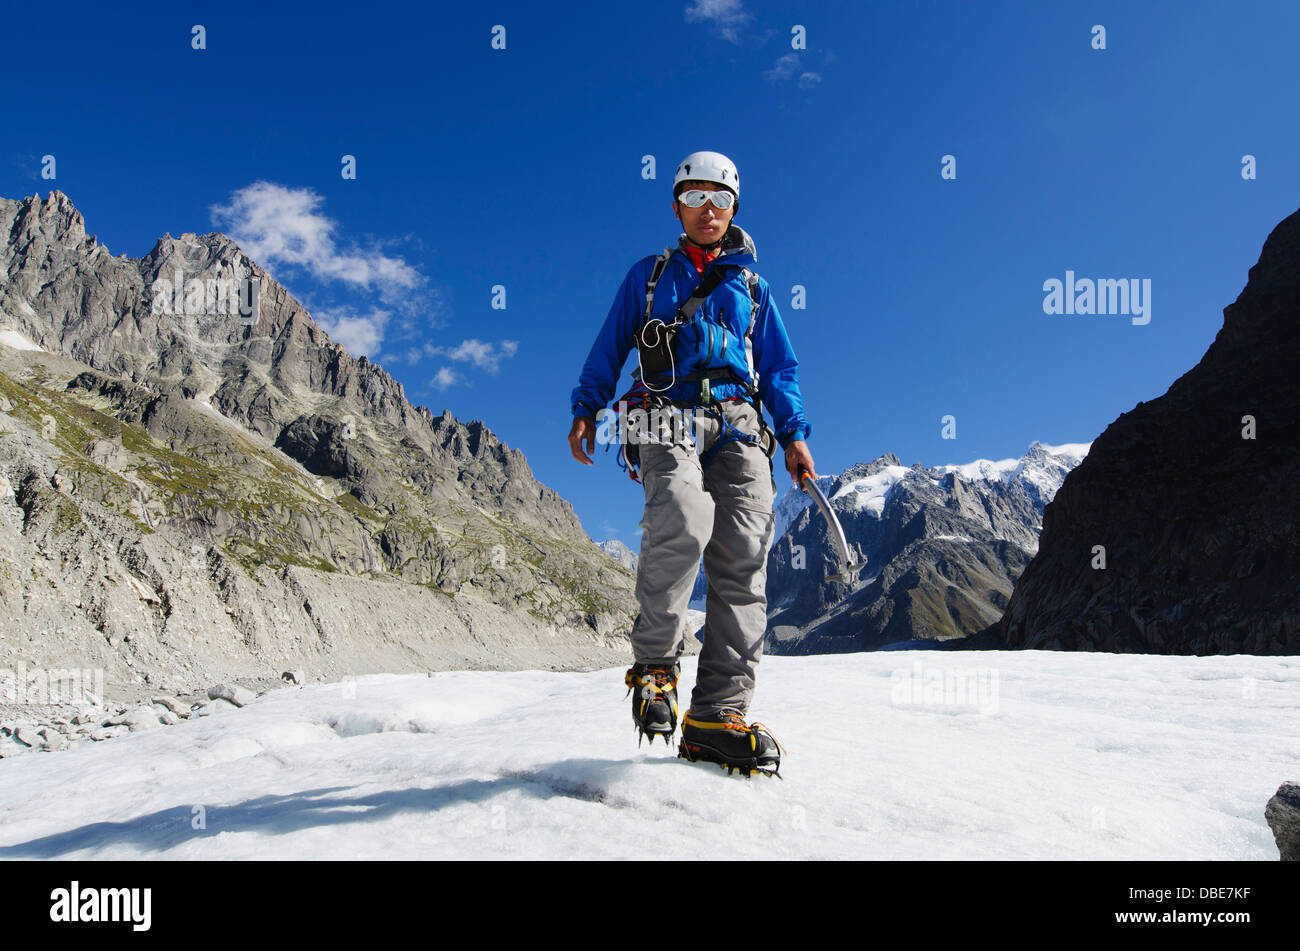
[740,267,762,393]
[739,266,777,458]
[643,246,674,323]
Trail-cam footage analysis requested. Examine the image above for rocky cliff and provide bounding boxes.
[0,191,637,703]
[998,206,1300,653]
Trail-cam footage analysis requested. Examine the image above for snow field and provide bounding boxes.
[0,650,1294,859]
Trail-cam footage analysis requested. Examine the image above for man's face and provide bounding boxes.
[672,180,736,245]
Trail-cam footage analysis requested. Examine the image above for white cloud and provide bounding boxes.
[211,182,422,296]
[763,53,798,82]
[211,181,429,358]
[427,338,519,373]
[386,338,519,380]
[685,0,749,44]
[430,367,462,390]
[390,341,440,365]
[210,184,519,379]
[765,54,823,90]
[314,308,389,358]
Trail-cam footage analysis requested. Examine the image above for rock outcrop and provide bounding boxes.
[0,191,637,704]
[999,207,1300,653]
[1266,782,1300,860]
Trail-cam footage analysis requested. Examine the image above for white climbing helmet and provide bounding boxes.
[672,151,740,202]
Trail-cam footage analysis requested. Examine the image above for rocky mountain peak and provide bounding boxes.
[830,452,903,485]
[0,191,636,700]
[4,191,94,277]
[767,442,1090,651]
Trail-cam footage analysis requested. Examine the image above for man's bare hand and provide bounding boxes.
[784,440,816,488]
[568,416,597,465]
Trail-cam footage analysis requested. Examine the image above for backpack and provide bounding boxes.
[635,245,764,404]
[629,246,777,462]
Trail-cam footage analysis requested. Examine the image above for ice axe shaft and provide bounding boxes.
[798,464,866,585]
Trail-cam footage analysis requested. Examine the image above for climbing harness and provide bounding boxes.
[615,240,777,483]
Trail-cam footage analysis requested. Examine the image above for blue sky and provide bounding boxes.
[4,0,1298,545]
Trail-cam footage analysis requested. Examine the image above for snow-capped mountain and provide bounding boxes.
[598,539,638,572]
[602,442,1087,652]
[772,441,1088,547]
[935,441,1091,511]
[765,442,1090,653]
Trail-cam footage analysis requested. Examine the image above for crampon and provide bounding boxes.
[624,663,680,746]
[677,710,784,778]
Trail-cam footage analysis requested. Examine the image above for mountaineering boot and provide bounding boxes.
[624,662,680,745]
[678,709,784,777]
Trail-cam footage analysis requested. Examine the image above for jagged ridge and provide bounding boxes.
[0,191,637,701]
[765,443,1088,652]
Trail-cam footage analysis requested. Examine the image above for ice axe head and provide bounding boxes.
[828,561,868,585]
[797,464,868,586]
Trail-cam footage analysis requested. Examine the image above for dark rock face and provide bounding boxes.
[275,415,365,482]
[1266,782,1300,860]
[1000,207,1300,654]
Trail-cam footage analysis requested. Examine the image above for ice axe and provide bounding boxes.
[797,464,867,585]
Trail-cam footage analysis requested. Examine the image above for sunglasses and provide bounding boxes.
[676,189,735,210]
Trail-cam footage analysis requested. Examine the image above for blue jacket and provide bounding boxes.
[570,225,812,450]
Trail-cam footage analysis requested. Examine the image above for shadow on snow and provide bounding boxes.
[0,757,687,858]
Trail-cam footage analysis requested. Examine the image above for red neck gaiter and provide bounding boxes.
[683,242,720,275]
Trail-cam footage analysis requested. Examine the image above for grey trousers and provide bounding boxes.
[629,399,777,718]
